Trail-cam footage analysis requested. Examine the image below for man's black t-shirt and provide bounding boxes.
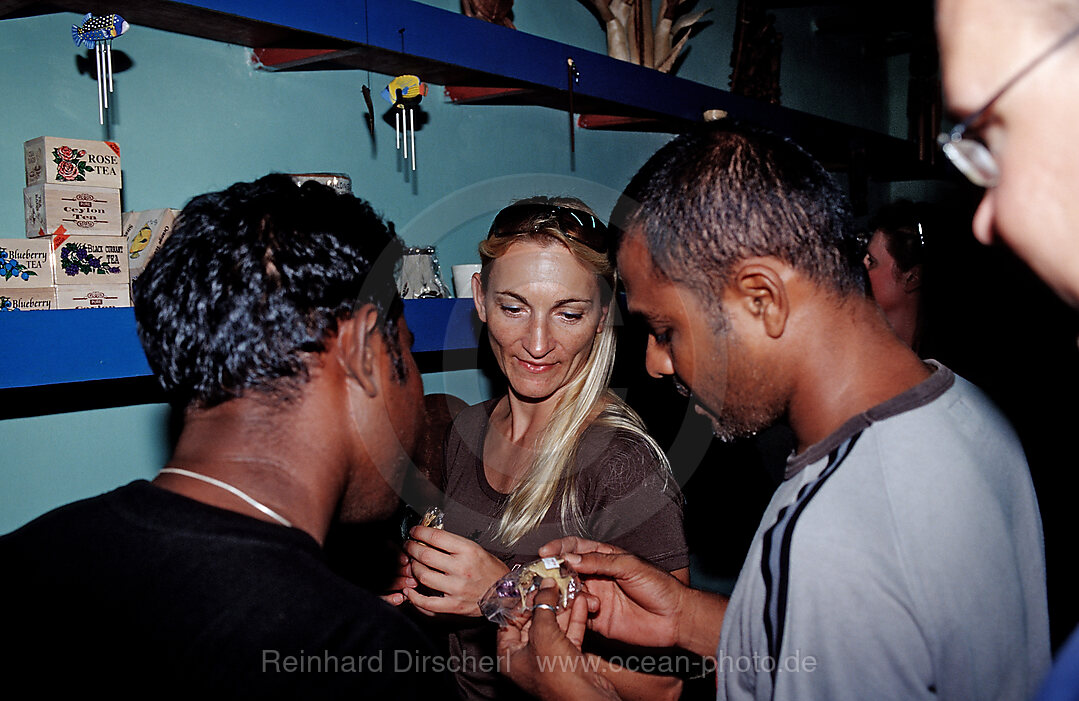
[0,480,457,698]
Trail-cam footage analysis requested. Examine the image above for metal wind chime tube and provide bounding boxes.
[107,40,115,92]
[409,107,416,169]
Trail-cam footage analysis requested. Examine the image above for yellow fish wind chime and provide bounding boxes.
[72,13,130,124]
[382,75,428,171]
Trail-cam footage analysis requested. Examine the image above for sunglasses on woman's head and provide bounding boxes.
[487,203,610,254]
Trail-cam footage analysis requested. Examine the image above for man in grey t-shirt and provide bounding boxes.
[495,124,1049,701]
[718,360,1045,699]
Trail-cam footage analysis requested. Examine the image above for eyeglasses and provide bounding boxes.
[488,203,609,254]
[938,22,1079,188]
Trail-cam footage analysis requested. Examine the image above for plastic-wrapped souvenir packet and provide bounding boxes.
[400,505,445,542]
[478,556,582,627]
[419,505,444,529]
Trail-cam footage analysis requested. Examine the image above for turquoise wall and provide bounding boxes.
[0,3,900,533]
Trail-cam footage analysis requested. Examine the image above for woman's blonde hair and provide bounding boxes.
[478,196,673,547]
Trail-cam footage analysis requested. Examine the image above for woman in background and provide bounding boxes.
[392,197,689,700]
[865,200,929,352]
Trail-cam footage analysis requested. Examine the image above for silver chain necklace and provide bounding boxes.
[159,467,293,528]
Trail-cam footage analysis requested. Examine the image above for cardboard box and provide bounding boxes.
[24,136,122,189]
[1,239,54,287]
[24,184,122,238]
[56,284,131,309]
[124,208,179,281]
[49,234,129,285]
[0,287,56,312]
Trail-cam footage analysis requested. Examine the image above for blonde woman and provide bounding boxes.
[398,197,689,700]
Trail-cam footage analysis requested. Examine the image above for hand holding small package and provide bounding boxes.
[478,556,582,627]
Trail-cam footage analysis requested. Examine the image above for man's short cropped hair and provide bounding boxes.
[612,122,867,302]
[133,173,406,408]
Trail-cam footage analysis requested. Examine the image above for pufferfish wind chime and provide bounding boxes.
[381,75,428,171]
[71,13,130,124]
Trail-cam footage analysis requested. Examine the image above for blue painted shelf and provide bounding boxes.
[0,0,929,179]
[0,0,931,390]
[0,299,479,390]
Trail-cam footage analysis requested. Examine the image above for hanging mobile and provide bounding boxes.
[72,13,129,125]
[361,84,376,139]
[381,75,428,171]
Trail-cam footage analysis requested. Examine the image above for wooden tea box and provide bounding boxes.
[56,284,132,309]
[124,208,179,281]
[0,238,54,287]
[24,136,122,189]
[0,288,57,312]
[24,184,122,238]
[49,234,129,285]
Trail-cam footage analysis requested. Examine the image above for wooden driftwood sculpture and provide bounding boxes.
[581,0,709,72]
[729,0,782,104]
[461,0,515,29]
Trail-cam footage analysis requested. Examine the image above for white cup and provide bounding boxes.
[451,264,482,298]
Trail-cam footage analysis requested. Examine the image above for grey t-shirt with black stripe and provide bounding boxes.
[717,362,1050,700]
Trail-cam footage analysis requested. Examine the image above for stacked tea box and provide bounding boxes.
[0,240,54,311]
[124,207,179,284]
[2,136,130,311]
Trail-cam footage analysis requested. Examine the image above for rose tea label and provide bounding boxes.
[24,136,122,189]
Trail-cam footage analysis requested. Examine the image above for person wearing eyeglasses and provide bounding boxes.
[388,197,690,700]
[936,0,1079,310]
[936,3,1079,699]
